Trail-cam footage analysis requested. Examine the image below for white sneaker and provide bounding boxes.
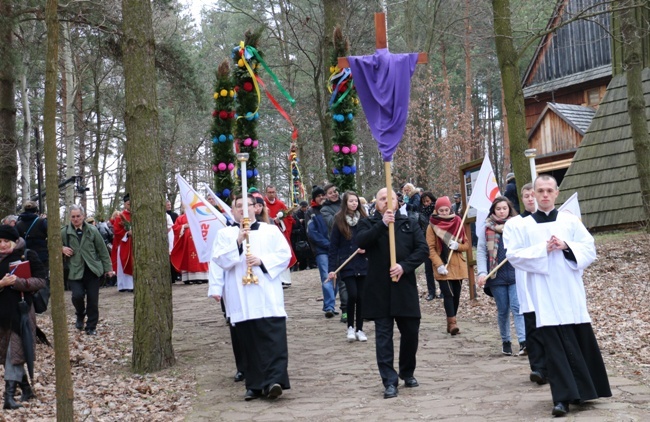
[347,326,356,342]
[356,330,367,342]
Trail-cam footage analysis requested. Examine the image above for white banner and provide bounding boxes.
[559,192,581,219]
[468,153,501,212]
[176,175,228,262]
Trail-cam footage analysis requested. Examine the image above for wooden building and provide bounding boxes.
[521,0,612,184]
[556,69,648,230]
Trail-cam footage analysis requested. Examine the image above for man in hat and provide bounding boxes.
[307,186,338,318]
[451,193,463,217]
[111,194,133,292]
[15,201,49,275]
[504,172,520,214]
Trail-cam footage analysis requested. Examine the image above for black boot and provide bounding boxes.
[3,380,23,410]
[20,375,35,402]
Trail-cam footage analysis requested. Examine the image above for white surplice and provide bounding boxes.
[503,211,596,328]
[503,215,535,314]
[210,222,291,324]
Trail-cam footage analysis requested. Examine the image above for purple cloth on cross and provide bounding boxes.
[348,48,419,162]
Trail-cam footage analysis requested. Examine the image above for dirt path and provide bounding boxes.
[96,268,650,421]
[130,267,647,422]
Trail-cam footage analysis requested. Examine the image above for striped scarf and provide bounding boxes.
[430,214,466,253]
[485,215,508,276]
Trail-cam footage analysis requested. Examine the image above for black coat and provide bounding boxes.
[327,222,368,278]
[356,212,429,319]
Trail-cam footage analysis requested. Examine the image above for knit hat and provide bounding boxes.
[435,196,452,212]
[0,225,19,242]
[506,173,515,182]
[299,201,308,207]
[123,193,130,202]
[312,186,325,201]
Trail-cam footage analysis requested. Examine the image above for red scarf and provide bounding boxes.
[429,214,467,252]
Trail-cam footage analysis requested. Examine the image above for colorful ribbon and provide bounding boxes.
[245,45,295,106]
[256,75,298,140]
[237,41,262,121]
[328,68,354,109]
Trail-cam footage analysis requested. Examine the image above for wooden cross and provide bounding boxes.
[337,12,428,281]
[337,12,428,68]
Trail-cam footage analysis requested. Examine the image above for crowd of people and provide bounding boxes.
[0,174,611,417]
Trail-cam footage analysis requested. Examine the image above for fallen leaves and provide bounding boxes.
[2,310,195,421]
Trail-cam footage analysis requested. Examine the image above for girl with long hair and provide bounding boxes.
[327,191,369,342]
[477,196,526,356]
[427,196,470,335]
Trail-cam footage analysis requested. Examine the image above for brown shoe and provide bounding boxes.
[449,317,460,335]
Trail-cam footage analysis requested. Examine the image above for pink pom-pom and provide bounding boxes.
[252,140,259,148]
[212,165,218,172]
[227,163,235,171]
[218,162,227,171]
[332,145,340,153]
[341,146,350,154]
[350,144,358,154]
[243,137,252,146]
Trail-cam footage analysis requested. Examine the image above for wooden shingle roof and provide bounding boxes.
[529,103,596,138]
[557,69,647,229]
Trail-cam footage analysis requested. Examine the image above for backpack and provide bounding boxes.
[22,249,49,314]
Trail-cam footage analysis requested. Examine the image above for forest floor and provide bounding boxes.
[1,230,649,421]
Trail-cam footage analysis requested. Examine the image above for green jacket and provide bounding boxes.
[61,222,112,280]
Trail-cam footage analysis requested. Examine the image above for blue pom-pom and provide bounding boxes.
[223,189,231,197]
[219,134,227,143]
[228,134,234,141]
[351,165,357,174]
[254,112,260,120]
[342,166,351,175]
[212,136,218,144]
[245,112,254,121]
[237,169,241,176]
[347,113,353,120]
[247,170,253,178]
[332,168,339,174]
[253,169,259,176]
[292,169,298,176]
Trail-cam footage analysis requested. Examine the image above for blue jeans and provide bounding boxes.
[315,254,337,312]
[489,283,526,343]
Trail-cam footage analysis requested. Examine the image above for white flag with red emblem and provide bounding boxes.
[176,175,227,262]
[469,153,501,212]
[559,192,581,219]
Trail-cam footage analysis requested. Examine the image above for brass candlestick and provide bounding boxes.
[237,153,258,285]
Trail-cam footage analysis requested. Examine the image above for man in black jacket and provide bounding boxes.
[356,188,429,399]
[15,201,49,275]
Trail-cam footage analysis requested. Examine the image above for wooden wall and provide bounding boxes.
[528,113,583,155]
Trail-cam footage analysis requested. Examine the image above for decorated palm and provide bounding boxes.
[211,60,236,202]
[328,27,359,192]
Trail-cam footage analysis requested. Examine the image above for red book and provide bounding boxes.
[9,260,32,279]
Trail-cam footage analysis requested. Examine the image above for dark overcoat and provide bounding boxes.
[356,212,429,319]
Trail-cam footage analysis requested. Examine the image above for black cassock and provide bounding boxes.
[235,316,290,393]
[531,210,611,403]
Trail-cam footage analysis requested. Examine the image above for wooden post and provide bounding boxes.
[385,162,397,281]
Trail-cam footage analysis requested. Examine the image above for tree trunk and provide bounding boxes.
[19,71,31,203]
[122,0,175,373]
[619,0,650,230]
[492,0,530,206]
[0,0,18,216]
[62,22,75,215]
[44,0,75,419]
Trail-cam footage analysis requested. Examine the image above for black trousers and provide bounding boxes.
[524,311,546,375]
[439,279,462,317]
[342,275,364,331]
[69,265,100,330]
[540,323,611,403]
[220,299,245,374]
[424,259,437,296]
[374,317,420,388]
[236,317,290,392]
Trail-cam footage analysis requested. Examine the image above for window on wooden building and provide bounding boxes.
[585,88,601,106]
